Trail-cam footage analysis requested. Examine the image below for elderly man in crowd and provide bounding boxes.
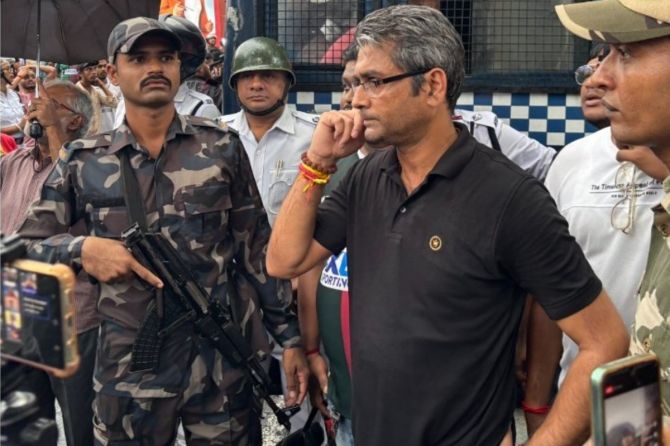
[0,78,98,446]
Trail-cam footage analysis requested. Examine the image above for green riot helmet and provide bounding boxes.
[228,37,296,90]
[159,14,206,81]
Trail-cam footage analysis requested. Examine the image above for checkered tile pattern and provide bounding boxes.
[288,91,598,148]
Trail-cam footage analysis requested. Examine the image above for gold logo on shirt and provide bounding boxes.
[429,235,442,251]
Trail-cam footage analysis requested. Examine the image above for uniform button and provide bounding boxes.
[659,223,670,236]
[400,207,407,214]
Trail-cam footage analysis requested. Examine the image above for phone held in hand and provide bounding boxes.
[591,354,662,446]
[1,259,79,378]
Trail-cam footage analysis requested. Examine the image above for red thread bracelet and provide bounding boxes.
[304,348,320,357]
[521,401,550,415]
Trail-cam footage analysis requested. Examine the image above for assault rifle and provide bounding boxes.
[121,223,299,430]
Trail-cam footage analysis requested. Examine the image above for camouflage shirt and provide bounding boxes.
[629,177,670,423]
[18,114,300,349]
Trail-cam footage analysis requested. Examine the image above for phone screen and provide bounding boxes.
[1,266,65,369]
[603,362,661,446]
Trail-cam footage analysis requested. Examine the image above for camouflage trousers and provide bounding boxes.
[92,321,262,446]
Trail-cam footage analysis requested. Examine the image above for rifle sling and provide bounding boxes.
[120,149,148,231]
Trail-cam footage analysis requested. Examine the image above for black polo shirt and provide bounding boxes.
[314,125,602,445]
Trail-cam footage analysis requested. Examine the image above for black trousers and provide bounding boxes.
[47,327,98,446]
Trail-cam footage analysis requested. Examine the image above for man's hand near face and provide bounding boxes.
[27,79,63,129]
[26,78,74,159]
[616,145,670,182]
[307,110,365,168]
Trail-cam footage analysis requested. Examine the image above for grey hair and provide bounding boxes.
[43,79,94,138]
[355,5,465,111]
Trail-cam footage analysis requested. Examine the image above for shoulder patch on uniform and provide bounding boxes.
[186,89,214,104]
[472,111,499,128]
[453,109,498,129]
[185,114,237,135]
[292,110,319,126]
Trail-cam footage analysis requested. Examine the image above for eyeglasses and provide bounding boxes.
[575,63,600,85]
[352,68,431,97]
[51,98,80,116]
[610,162,637,234]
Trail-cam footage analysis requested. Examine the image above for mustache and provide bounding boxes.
[140,75,171,88]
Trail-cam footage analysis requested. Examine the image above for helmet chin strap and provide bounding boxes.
[236,80,290,117]
[242,99,285,116]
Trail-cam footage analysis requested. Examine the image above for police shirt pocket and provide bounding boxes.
[177,183,233,243]
[267,169,298,215]
[85,197,129,238]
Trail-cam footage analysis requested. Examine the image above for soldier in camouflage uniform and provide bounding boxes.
[557,0,670,426]
[630,189,670,422]
[18,17,308,445]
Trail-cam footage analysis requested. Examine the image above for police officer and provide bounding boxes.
[19,18,308,445]
[221,37,318,227]
[113,14,221,128]
[452,109,556,181]
[221,37,319,434]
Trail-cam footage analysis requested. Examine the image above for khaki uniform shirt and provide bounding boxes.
[630,176,670,423]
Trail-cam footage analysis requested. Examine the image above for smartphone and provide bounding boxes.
[1,260,79,378]
[591,354,662,446]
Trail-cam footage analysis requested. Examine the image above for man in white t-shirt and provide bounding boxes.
[524,43,666,438]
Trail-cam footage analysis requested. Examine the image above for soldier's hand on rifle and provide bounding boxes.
[82,236,163,287]
[283,347,309,407]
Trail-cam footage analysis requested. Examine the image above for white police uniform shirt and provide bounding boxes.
[221,106,318,226]
[113,83,221,128]
[453,109,556,181]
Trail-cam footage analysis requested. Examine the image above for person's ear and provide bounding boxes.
[423,68,447,107]
[66,114,84,134]
[108,61,120,86]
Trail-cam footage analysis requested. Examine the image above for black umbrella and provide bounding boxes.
[1,0,161,65]
[1,0,160,137]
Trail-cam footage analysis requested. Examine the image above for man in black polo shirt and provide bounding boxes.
[267,5,629,445]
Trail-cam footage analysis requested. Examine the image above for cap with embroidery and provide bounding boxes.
[107,17,181,61]
[555,0,670,43]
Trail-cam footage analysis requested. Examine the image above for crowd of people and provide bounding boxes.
[0,1,669,445]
